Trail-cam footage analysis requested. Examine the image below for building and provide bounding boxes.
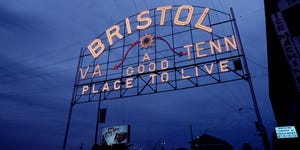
[263,0,300,149]
[190,134,233,150]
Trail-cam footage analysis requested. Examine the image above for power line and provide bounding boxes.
[246,57,268,70]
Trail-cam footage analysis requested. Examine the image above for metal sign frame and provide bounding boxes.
[74,5,246,103]
[62,5,271,150]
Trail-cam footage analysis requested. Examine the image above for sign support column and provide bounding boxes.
[94,93,102,145]
[231,8,271,150]
[62,49,83,150]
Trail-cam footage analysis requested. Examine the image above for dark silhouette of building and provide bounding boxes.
[190,134,232,150]
[94,143,131,150]
[241,143,253,150]
[176,148,189,150]
[263,0,300,149]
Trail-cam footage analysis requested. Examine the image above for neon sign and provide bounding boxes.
[73,5,246,102]
[87,6,212,59]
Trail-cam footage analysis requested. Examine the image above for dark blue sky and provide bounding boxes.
[0,0,275,150]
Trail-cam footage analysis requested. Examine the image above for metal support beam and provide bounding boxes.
[230,7,271,150]
[62,49,83,150]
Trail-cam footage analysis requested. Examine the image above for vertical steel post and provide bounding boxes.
[94,93,102,144]
[190,124,194,142]
[230,8,271,150]
[62,49,83,150]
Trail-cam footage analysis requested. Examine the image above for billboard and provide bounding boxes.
[101,125,130,145]
[71,5,246,103]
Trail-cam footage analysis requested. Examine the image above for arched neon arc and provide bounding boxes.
[112,35,187,70]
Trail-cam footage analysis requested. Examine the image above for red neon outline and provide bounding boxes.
[112,36,187,70]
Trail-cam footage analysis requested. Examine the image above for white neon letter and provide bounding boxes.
[138,64,145,74]
[92,65,102,78]
[106,25,124,46]
[181,68,190,79]
[196,41,207,58]
[101,82,110,92]
[126,78,134,88]
[195,66,199,77]
[82,85,89,95]
[143,53,150,62]
[195,8,212,33]
[161,72,169,82]
[92,84,98,94]
[210,39,222,54]
[127,67,134,76]
[161,60,169,70]
[125,18,132,35]
[174,5,194,26]
[137,10,152,30]
[220,60,229,72]
[114,80,121,90]
[224,35,237,51]
[88,39,105,59]
[149,74,157,84]
[80,66,89,80]
[183,44,193,60]
[149,62,156,72]
[156,6,172,25]
[204,63,214,74]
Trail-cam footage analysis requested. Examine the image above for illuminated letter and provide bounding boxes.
[195,66,199,77]
[102,82,110,92]
[219,60,229,72]
[183,44,193,59]
[174,5,194,26]
[210,39,222,54]
[156,6,172,25]
[92,64,102,78]
[149,74,157,84]
[126,78,134,88]
[196,41,207,58]
[82,85,89,95]
[88,39,105,59]
[161,72,169,82]
[195,8,212,33]
[138,64,145,74]
[143,53,150,62]
[204,63,214,74]
[137,10,152,30]
[114,80,121,90]
[80,66,89,80]
[106,25,123,46]
[161,60,169,70]
[127,67,134,76]
[125,18,132,35]
[224,35,237,51]
[92,84,98,94]
[181,68,190,79]
[149,62,156,72]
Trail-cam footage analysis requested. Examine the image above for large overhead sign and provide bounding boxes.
[73,5,246,103]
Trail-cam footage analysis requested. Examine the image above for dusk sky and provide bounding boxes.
[0,0,276,150]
